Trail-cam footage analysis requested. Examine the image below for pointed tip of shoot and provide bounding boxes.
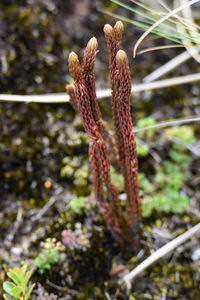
[114,21,124,35]
[103,24,113,38]
[116,50,127,65]
[68,51,79,65]
[87,37,98,51]
[83,37,98,72]
[68,52,81,79]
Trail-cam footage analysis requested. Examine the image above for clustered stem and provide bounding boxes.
[67,22,141,251]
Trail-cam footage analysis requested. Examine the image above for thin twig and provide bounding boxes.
[134,73,200,92]
[31,185,63,221]
[133,115,200,133]
[157,0,200,63]
[5,208,23,247]
[171,136,200,156]
[143,50,192,82]
[0,93,70,103]
[133,0,200,57]
[159,0,200,30]
[46,279,67,292]
[1,73,200,103]
[105,292,112,300]
[123,222,200,291]
[138,44,195,55]
[142,2,200,82]
[31,196,56,222]
[174,0,200,63]
[178,0,200,63]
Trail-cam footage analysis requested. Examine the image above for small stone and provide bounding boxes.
[11,247,22,256]
[192,247,200,261]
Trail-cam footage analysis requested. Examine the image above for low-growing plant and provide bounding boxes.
[69,196,95,215]
[69,196,87,215]
[135,138,149,157]
[3,264,35,300]
[137,116,157,139]
[34,238,64,274]
[109,0,200,52]
[66,21,141,250]
[61,156,89,191]
[139,124,195,217]
[65,18,196,249]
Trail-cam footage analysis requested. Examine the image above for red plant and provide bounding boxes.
[67,39,123,240]
[67,22,141,250]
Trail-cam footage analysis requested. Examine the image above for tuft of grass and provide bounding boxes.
[108,0,200,56]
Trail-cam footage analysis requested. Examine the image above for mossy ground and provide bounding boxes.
[0,1,200,299]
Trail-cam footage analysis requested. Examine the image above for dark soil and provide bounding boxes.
[0,1,200,299]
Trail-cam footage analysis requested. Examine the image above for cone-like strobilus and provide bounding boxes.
[66,21,141,251]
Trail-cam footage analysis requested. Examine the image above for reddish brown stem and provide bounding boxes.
[67,21,142,251]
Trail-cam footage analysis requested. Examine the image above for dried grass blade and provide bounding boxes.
[133,0,200,57]
[123,222,200,291]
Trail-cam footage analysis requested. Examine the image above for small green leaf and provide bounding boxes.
[142,197,153,217]
[7,270,21,285]
[69,197,86,214]
[136,138,149,156]
[10,285,24,298]
[155,171,166,187]
[165,126,195,143]
[137,116,156,138]
[21,269,33,290]
[11,265,27,283]
[3,281,16,295]
[20,265,28,278]
[139,173,155,194]
[60,165,74,177]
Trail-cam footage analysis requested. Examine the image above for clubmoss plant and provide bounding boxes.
[66,21,141,251]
